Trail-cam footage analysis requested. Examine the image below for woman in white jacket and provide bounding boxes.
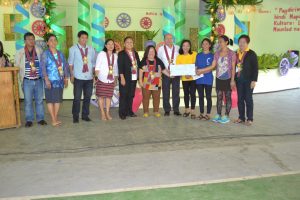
[95,39,118,121]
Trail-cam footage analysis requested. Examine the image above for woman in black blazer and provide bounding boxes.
[118,36,141,120]
[234,35,258,126]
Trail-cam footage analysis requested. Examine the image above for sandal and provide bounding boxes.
[245,120,253,126]
[196,114,205,120]
[234,118,245,124]
[154,113,161,118]
[203,114,210,120]
[191,114,196,119]
[183,112,190,117]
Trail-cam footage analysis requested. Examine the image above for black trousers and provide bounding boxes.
[182,80,196,109]
[162,75,180,113]
[237,80,254,121]
[119,80,137,117]
[196,84,212,114]
[72,78,93,119]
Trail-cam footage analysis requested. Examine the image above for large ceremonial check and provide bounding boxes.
[169,64,196,76]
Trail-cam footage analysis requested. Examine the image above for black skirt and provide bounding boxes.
[216,78,231,91]
[45,88,63,103]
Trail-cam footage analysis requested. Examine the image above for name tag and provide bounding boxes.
[132,74,137,81]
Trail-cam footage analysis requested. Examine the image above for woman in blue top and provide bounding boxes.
[195,38,214,120]
[40,34,70,126]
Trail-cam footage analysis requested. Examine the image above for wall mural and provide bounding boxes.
[3,14,23,41]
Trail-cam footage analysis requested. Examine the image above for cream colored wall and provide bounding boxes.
[222,0,300,54]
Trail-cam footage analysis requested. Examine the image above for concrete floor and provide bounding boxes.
[0,89,300,199]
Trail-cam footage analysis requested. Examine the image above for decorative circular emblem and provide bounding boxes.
[116,13,131,28]
[216,24,225,35]
[217,5,226,22]
[30,2,46,18]
[104,17,109,28]
[279,58,290,76]
[140,17,152,29]
[32,20,47,37]
[289,51,299,68]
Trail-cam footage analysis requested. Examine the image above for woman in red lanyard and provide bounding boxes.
[117,36,141,120]
[95,39,118,121]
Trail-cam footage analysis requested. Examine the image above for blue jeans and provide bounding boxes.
[22,78,45,122]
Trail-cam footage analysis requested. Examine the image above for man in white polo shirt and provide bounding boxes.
[157,34,181,116]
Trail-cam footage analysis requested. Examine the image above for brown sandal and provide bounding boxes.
[196,114,205,120]
[234,118,244,124]
[183,112,190,117]
[203,114,210,120]
[191,114,196,119]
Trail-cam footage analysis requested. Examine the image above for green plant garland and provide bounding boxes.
[201,0,263,43]
[19,0,56,42]
[41,0,57,41]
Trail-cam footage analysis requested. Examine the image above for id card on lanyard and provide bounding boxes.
[127,51,137,80]
[164,45,175,70]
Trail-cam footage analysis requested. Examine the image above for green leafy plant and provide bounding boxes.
[20,0,32,4]
[105,31,122,43]
[142,29,160,40]
[257,53,284,72]
[42,0,57,41]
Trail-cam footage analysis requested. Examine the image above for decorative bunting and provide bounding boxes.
[50,10,66,50]
[78,0,91,32]
[174,0,186,45]
[91,3,105,52]
[162,7,175,40]
[234,15,248,44]
[198,15,212,45]
[14,3,30,50]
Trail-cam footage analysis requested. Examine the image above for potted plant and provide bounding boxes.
[142,29,160,49]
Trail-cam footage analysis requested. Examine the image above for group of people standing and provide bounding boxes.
[13,30,258,127]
